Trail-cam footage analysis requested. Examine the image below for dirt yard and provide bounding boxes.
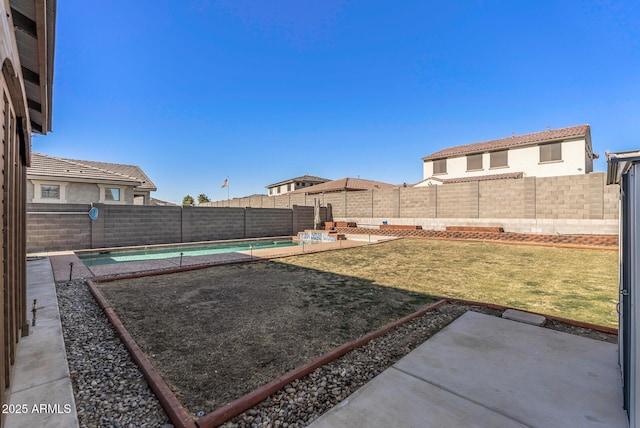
[96,260,437,414]
[95,237,618,417]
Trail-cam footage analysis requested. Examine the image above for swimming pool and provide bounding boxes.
[77,238,304,266]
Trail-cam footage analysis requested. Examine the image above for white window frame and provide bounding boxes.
[31,180,68,203]
[98,185,126,204]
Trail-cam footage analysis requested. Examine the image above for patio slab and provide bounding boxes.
[311,311,628,428]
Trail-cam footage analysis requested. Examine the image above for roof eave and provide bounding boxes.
[27,174,140,186]
[422,134,588,161]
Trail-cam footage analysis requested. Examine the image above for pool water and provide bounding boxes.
[77,239,303,266]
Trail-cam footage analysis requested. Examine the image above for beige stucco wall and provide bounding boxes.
[27,180,135,204]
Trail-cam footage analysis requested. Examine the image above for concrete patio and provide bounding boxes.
[310,311,628,428]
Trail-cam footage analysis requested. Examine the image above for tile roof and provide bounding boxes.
[417,172,524,185]
[422,125,590,160]
[291,177,396,194]
[28,153,157,191]
[266,175,331,188]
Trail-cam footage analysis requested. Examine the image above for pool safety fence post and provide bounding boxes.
[179,252,184,267]
[69,262,74,280]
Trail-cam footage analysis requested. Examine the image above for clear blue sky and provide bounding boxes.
[34,0,640,204]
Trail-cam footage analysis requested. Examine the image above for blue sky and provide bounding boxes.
[35,0,640,204]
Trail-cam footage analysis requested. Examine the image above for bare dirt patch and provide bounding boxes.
[96,260,437,415]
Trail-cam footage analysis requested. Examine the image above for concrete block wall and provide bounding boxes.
[604,182,620,220]
[372,189,398,218]
[479,179,525,219]
[273,194,291,208]
[535,175,589,219]
[400,186,436,218]
[437,182,479,218]
[183,207,245,242]
[324,193,346,218]
[200,173,619,236]
[26,203,92,252]
[347,191,373,217]
[99,205,182,247]
[292,205,327,232]
[27,203,316,252]
[245,208,293,238]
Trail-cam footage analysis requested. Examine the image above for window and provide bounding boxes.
[269,188,273,195]
[540,142,562,162]
[41,185,60,199]
[277,187,281,194]
[32,181,67,202]
[105,188,120,201]
[287,183,291,191]
[433,159,447,175]
[98,185,125,203]
[490,150,508,168]
[466,154,483,171]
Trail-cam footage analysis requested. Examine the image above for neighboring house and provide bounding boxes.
[149,197,179,206]
[266,175,331,196]
[27,153,157,205]
[415,172,524,186]
[1,0,56,415]
[418,124,597,185]
[291,177,396,194]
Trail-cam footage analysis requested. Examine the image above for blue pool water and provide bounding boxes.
[77,239,303,266]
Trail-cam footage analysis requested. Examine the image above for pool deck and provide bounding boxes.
[37,239,370,280]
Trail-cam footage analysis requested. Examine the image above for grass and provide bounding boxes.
[276,238,619,327]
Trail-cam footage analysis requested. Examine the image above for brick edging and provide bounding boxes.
[87,280,197,428]
[334,227,618,250]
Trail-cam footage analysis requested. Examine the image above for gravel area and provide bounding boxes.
[56,279,171,428]
[56,278,616,428]
[220,303,497,427]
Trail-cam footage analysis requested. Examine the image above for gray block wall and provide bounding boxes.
[99,205,182,247]
[27,204,317,253]
[26,203,92,253]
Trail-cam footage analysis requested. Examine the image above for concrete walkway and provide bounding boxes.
[5,258,78,428]
[311,311,629,428]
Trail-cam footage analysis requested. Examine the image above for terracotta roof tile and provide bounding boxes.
[417,172,524,185]
[423,125,590,160]
[267,175,331,188]
[291,177,396,194]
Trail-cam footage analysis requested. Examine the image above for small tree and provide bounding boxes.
[182,194,194,206]
[198,193,210,204]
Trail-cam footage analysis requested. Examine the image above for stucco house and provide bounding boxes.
[27,152,157,205]
[267,175,331,196]
[418,124,597,185]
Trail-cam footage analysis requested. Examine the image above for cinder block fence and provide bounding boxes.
[26,204,324,253]
[206,173,620,235]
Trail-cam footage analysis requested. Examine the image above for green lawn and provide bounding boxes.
[277,238,619,327]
